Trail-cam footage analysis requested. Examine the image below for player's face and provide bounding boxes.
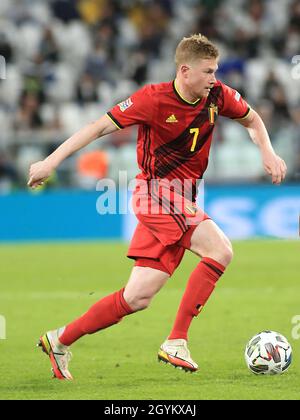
[187,58,218,98]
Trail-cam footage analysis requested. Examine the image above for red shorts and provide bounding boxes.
[127,184,210,276]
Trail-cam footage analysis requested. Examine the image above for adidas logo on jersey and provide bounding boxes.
[166,114,178,123]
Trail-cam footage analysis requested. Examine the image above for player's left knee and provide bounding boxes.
[207,240,233,268]
[219,241,233,267]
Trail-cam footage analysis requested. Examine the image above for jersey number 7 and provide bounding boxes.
[189,128,199,152]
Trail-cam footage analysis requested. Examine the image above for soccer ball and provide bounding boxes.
[245,331,292,375]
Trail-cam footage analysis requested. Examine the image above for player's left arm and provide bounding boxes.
[236,109,287,185]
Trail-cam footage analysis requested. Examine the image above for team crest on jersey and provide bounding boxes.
[185,204,197,217]
[118,98,133,112]
[208,103,218,125]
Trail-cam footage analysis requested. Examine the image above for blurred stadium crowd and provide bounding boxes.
[0,0,299,191]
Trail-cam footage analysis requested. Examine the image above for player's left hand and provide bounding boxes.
[262,151,287,185]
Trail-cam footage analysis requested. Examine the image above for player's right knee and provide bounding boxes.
[124,295,151,312]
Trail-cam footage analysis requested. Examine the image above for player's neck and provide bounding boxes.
[174,78,201,104]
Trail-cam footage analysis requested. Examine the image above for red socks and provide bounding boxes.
[59,288,134,346]
[58,258,224,346]
[168,257,225,341]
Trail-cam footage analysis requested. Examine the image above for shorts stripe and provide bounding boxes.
[149,180,188,233]
[159,194,188,233]
[151,190,188,234]
[152,180,188,232]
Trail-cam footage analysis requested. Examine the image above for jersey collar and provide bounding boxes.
[172,79,202,107]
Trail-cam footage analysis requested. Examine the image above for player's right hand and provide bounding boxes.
[262,151,287,185]
[28,160,53,189]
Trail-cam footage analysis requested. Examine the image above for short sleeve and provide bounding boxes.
[106,85,154,129]
[219,82,251,120]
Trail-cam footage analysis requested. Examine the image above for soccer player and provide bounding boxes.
[28,34,287,380]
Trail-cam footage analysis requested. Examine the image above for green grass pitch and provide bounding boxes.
[0,240,299,400]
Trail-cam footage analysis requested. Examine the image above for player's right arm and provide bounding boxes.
[28,115,119,189]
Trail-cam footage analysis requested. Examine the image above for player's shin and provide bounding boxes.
[168,257,225,341]
[58,288,135,346]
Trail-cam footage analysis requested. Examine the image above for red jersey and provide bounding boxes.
[107,80,250,198]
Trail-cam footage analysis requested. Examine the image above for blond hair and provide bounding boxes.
[175,34,219,69]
